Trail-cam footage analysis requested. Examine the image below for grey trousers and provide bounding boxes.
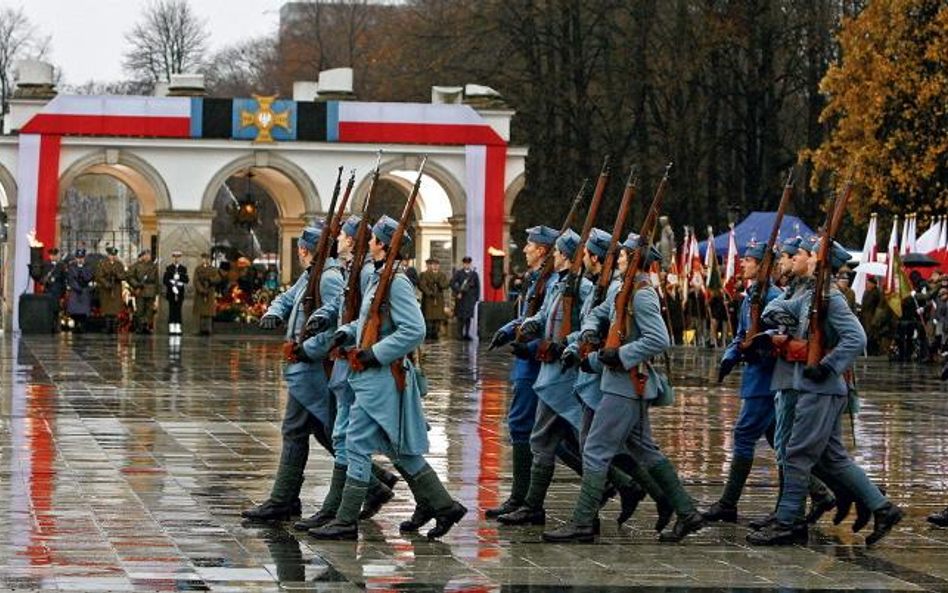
[530,400,580,467]
[583,392,666,473]
[776,393,887,524]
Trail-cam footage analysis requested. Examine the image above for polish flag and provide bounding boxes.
[886,215,901,292]
[916,216,942,254]
[852,212,878,305]
[724,223,739,295]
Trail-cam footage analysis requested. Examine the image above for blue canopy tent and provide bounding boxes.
[697,211,817,258]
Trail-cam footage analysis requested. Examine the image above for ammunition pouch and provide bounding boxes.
[772,334,809,362]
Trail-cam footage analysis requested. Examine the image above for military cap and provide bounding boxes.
[138,248,151,257]
[526,225,558,246]
[866,274,878,285]
[106,247,118,256]
[620,232,663,264]
[811,238,852,269]
[462,256,472,263]
[555,229,581,260]
[200,252,210,259]
[298,226,322,251]
[426,257,439,265]
[342,215,361,238]
[75,248,86,258]
[799,237,819,254]
[171,249,182,256]
[781,237,803,255]
[743,242,768,262]
[371,215,413,249]
[585,228,612,260]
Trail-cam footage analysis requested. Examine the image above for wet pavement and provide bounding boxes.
[1,332,947,592]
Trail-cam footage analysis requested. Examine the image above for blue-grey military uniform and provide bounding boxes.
[762,246,890,529]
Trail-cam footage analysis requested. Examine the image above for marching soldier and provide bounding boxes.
[496,229,592,527]
[193,254,221,336]
[292,216,398,532]
[95,247,126,334]
[543,233,704,543]
[163,250,189,335]
[748,240,902,546]
[486,225,583,519]
[242,227,348,523]
[65,248,94,332]
[418,258,449,340]
[310,215,466,540]
[127,249,159,334]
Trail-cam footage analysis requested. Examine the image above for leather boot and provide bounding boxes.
[655,497,674,533]
[242,451,306,522]
[927,507,948,527]
[308,477,368,540]
[616,481,646,526]
[427,501,468,539]
[542,518,601,543]
[498,463,554,525]
[746,520,808,546]
[659,511,705,543]
[294,464,347,531]
[612,454,672,532]
[704,456,753,523]
[748,513,777,531]
[359,481,394,520]
[805,477,836,524]
[408,464,466,539]
[394,465,434,532]
[372,464,400,491]
[241,498,302,522]
[865,503,903,546]
[487,443,532,519]
[541,471,606,543]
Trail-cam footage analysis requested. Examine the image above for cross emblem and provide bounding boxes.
[239,95,291,143]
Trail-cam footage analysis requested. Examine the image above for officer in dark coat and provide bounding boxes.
[29,247,67,329]
[451,257,480,339]
[65,248,94,332]
[163,250,189,336]
[418,258,449,339]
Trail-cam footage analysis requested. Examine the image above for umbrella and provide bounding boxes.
[902,252,939,267]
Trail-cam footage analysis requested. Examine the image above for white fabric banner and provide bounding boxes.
[465,145,487,303]
[12,134,42,332]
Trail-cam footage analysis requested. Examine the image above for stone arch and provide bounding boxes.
[0,161,15,209]
[504,171,526,218]
[352,155,465,221]
[57,149,172,215]
[200,152,320,218]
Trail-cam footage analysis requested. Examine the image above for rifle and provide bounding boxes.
[741,169,794,350]
[556,155,611,341]
[604,163,673,352]
[301,166,344,321]
[340,151,383,327]
[354,156,428,361]
[806,173,856,366]
[592,165,637,309]
[524,178,589,318]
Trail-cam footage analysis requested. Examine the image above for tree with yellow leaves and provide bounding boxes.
[806,0,948,224]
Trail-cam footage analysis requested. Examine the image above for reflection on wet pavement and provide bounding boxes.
[1,333,947,592]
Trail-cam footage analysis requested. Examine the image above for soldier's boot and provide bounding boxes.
[611,470,646,526]
[294,464,346,531]
[612,454,673,532]
[308,477,368,540]
[542,471,606,543]
[372,464,400,491]
[649,460,704,543]
[241,451,306,522]
[359,477,394,521]
[826,464,887,532]
[805,477,837,524]
[407,464,466,539]
[396,464,435,532]
[927,507,948,527]
[703,456,753,523]
[486,443,532,519]
[865,503,903,546]
[749,466,785,530]
[746,520,809,546]
[497,463,554,525]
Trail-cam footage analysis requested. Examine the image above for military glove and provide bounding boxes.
[518,319,542,339]
[580,356,595,373]
[560,348,581,369]
[330,330,349,351]
[718,357,738,383]
[292,343,314,364]
[598,347,622,369]
[802,362,833,383]
[510,341,533,360]
[306,312,331,335]
[579,329,601,346]
[259,314,283,330]
[488,329,512,351]
[356,348,381,369]
[546,341,566,361]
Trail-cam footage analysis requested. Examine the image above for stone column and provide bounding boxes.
[155,210,214,334]
[276,216,308,284]
[140,214,158,254]
[447,214,466,269]
[1,206,15,331]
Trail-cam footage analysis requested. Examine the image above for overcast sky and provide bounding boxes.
[19,0,288,86]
